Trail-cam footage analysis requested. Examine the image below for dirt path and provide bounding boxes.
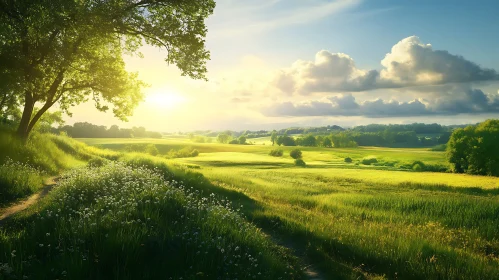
[0,176,58,223]
[264,232,326,280]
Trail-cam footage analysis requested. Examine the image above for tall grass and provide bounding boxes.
[0,163,302,279]
[0,127,120,174]
[0,159,43,205]
[191,166,499,279]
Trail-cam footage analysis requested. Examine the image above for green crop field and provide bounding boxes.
[74,136,499,279]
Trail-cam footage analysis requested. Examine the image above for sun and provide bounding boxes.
[145,89,187,109]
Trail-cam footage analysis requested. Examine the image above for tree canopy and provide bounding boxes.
[0,0,215,139]
[447,119,499,176]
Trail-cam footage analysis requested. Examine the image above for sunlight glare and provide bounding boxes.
[145,89,187,109]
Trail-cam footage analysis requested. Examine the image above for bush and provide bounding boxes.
[87,157,109,167]
[289,149,302,159]
[145,144,159,156]
[344,157,352,163]
[413,163,424,172]
[189,149,199,157]
[166,146,200,159]
[269,149,283,157]
[294,159,306,167]
[229,139,239,144]
[361,157,378,165]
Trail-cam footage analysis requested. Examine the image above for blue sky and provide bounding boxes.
[67,0,499,131]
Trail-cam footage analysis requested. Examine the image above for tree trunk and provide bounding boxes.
[16,92,35,141]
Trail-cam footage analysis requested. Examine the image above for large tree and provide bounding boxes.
[0,0,215,139]
[447,119,499,176]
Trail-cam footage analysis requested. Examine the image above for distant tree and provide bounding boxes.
[300,134,317,147]
[145,144,159,156]
[270,130,278,146]
[447,120,499,176]
[217,133,231,144]
[438,132,452,144]
[289,149,302,159]
[277,135,296,146]
[238,135,247,145]
[323,138,333,148]
[0,0,215,140]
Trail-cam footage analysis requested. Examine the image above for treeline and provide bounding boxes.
[183,123,463,147]
[54,122,162,138]
[272,131,451,148]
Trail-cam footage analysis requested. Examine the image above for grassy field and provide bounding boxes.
[78,137,499,279]
[2,134,498,279]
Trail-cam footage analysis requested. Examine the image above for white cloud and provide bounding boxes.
[271,36,499,95]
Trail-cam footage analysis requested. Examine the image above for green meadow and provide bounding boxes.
[1,132,498,279]
[74,136,499,279]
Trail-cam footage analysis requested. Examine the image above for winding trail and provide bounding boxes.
[0,176,58,224]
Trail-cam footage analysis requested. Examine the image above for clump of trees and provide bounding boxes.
[217,132,232,144]
[54,122,162,138]
[447,120,499,176]
[218,132,249,145]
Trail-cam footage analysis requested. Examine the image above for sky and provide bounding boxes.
[66,0,499,132]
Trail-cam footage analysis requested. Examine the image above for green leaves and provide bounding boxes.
[0,0,215,137]
[447,120,499,176]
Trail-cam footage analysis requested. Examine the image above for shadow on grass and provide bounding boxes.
[399,182,499,196]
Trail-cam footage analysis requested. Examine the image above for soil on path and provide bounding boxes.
[0,177,58,224]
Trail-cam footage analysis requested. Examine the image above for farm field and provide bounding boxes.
[79,137,499,279]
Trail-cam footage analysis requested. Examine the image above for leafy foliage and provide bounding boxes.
[361,157,378,165]
[294,159,306,167]
[0,159,43,205]
[0,0,215,138]
[289,149,302,159]
[447,119,499,176]
[269,149,284,157]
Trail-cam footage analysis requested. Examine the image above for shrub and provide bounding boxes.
[229,139,239,144]
[269,149,283,157]
[166,146,200,159]
[294,159,306,167]
[189,149,199,157]
[361,157,378,165]
[413,163,424,172]
[145,144,159,156]
[289,149,302,159]
[344,157,352,163]
[87,157,109,167]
